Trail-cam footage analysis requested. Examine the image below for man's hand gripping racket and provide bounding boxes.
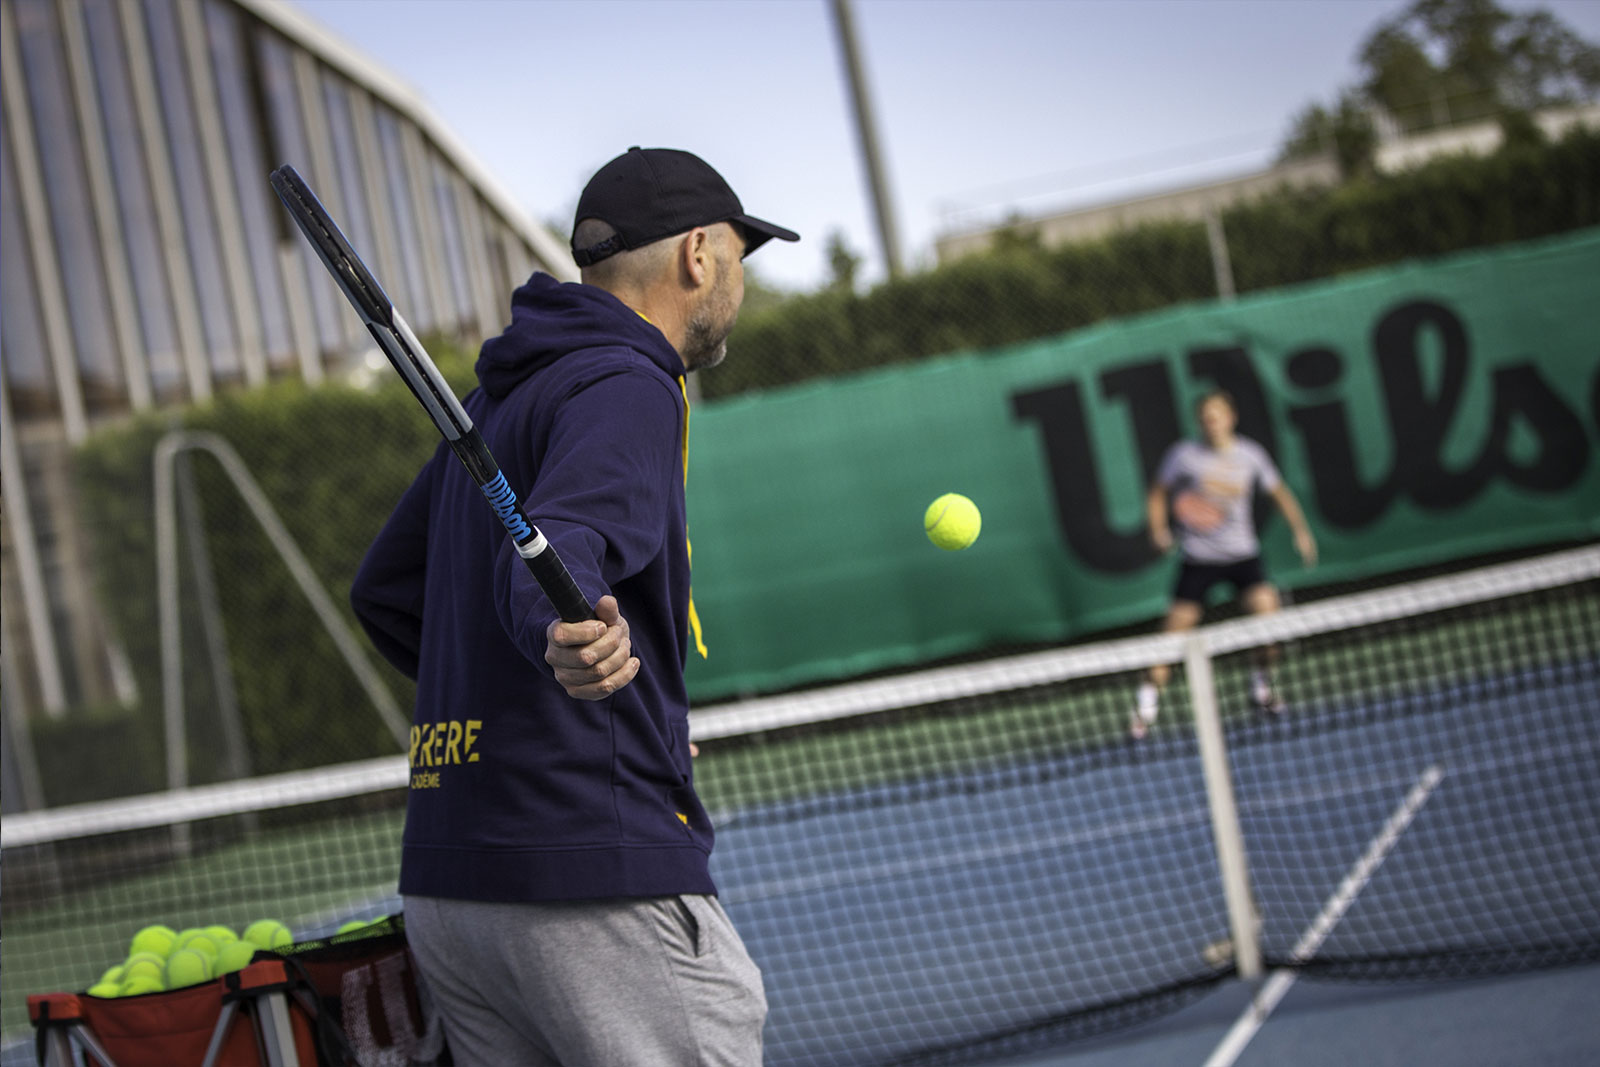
[269,164,594,627]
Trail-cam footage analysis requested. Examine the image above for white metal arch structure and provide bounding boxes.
[153,429,410,793]
[234,0,577,286]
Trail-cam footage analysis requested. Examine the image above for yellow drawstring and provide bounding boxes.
[627,307,707,659]
[679,376,709,659]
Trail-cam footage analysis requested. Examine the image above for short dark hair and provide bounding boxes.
[1194,389,1237,417]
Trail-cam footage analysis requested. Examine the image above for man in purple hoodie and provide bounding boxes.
[351,147,797,1066]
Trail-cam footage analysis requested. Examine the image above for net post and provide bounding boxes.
[1186,631,1262,979]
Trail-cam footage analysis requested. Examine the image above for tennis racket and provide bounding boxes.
[269,164,593,623]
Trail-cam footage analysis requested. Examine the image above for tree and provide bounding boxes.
[1281,0,1599,160]
[1281,91,1378,178]
[1498,106,1548,152]
[1500,10,1600,110]
[825,229,863,293]
[990,212,1047,256]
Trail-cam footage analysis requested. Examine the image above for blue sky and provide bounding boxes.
[289,0,1600,291]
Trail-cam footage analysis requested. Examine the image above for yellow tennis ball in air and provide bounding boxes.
[243,920,293,950]
[924,493,981,551]
[164,948,214,989]
[216,939,258,975]
[129,924,178,959]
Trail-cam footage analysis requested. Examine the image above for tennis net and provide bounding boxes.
[4,544,1597,1065]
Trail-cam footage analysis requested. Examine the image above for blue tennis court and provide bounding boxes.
[711,657,1600,1065]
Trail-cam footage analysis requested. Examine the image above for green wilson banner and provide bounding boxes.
[683,229,1600,702]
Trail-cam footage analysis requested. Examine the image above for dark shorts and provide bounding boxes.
[1174,556,1269,605]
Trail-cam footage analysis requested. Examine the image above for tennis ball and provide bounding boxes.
[99,964,127,986]
[119,974,165,996]
[87,980,122,998]
[204,924,238,946]
[337,919,369,934]
[215,939,257,975]
[121,954,166,982]
[180,933,220,963]
[165,948,213,988]
[174,927,207,949]
[243,919,293,950]
[924,493,981,551]
[129,924,178,959]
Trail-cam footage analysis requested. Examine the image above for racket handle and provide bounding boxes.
[461,435,593,622]
[518,535,594,623]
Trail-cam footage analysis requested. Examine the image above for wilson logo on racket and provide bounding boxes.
[480,472,533,542]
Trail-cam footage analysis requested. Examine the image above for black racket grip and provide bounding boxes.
[522,541,593,623]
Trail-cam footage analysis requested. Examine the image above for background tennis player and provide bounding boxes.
[1133,389,1318,739]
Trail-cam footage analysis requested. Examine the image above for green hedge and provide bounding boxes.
[708,222,1216,398]
[65,349,478,801]
[1225,127,1600,288]
[29,705,167,806]
[708,126,1600,399]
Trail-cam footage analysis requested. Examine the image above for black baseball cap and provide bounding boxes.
[571,147,799,266]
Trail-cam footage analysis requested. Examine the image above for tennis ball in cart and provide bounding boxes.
[178,933,221,964]
[118,974,166,996]
[120,954,166,983]
[128,924,178,959]
[924,493,981,551]
[165,947,214,989]
[216,939,258,975]
[204,925,238,946]
[243,919,294,950]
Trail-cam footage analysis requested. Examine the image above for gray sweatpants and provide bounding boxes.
[403,894,766,1066]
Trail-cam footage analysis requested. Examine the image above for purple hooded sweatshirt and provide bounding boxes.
[351,273,713,902]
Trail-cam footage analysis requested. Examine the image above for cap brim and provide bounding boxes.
[732,214,800,257]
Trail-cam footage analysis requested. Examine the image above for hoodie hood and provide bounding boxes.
[476,273,685,398]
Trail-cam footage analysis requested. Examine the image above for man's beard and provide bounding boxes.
[681,275,739,371]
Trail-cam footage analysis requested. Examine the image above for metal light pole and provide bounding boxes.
[829,0,905,279]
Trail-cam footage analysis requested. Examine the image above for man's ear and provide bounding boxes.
[680,227,711,287]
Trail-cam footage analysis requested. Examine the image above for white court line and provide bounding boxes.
[1203,764,1445,1067]
[721,728,1589,902]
